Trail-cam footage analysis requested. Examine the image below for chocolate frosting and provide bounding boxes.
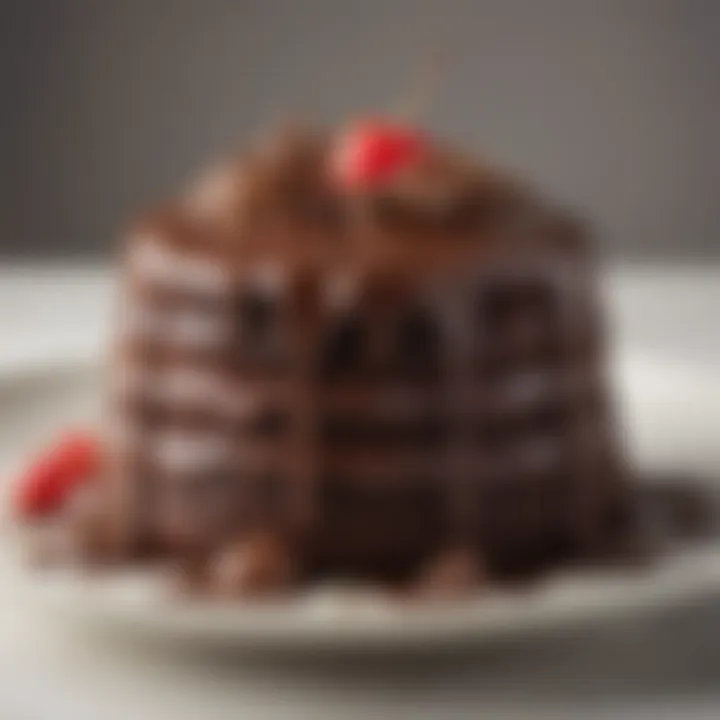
[125,126,581,289]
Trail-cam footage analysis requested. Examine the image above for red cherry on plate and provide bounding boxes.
[14,431,101,518]
[329,120,426,190]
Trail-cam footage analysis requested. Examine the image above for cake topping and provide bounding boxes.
[127,123,571,288]
[14,431,101,518]
[328,120,426,190]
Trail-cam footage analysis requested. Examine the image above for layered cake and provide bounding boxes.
[18,122,630,597]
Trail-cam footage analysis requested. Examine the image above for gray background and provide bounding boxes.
[0,0,717,260]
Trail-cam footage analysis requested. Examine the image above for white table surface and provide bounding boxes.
[1,262,720,720]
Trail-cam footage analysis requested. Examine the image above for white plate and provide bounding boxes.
[3,353,720,653]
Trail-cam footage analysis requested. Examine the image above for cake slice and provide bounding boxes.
[89,122,627,595]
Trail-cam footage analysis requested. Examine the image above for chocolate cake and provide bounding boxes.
[98,123,627,596]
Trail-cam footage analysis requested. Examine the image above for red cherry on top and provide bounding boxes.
[14,431,101,519]
[329,120,426,190]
